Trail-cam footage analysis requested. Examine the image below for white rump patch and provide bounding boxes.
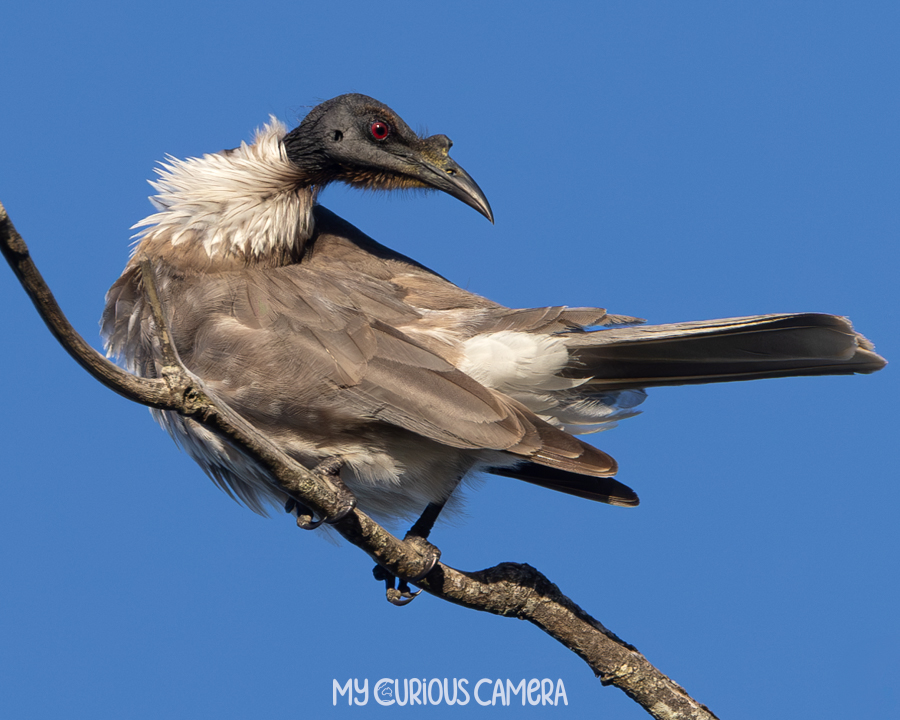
[459,331,583,393]
[459,331,647,434]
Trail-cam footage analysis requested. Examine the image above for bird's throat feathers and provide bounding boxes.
[131,119,318,265]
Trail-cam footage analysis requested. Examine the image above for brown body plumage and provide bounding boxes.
[102,94,885,522]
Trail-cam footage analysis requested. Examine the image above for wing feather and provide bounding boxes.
[160,260,623,481]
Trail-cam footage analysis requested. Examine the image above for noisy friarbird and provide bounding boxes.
[103,94,885,536]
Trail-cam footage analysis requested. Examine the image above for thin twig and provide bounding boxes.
[138,256,180,368]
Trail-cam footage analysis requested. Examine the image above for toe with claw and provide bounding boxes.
[372,534,442,605]
[284,457,357,529]
[373,565,423,606]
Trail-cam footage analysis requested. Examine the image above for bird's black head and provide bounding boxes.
[282,94,493,222]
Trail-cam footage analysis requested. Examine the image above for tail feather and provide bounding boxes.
[488,462,639,506]
[564,313,885,390]
[488,313,883,508]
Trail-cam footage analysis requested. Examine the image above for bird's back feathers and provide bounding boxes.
[103,97,885,521]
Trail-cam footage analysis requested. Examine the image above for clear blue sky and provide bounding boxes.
[1,2,897,718]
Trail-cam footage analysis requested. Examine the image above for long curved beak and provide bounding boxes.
[426,159,494,223]
[409,136,494,223]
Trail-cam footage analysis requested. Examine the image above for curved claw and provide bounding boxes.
[373,562,433,605]
[374,565,423,605]
[294,495,356,529]
[285,457,358,530]
[409,552,439,582]
[387,586,422,606]
[403,537,441,582]
[286,498,326,530]
[296,514,326,530]
[324,494,357,524]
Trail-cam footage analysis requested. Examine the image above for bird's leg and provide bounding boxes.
[396,502,444,601]
[287,457,357,530]
[406,501,445,542]
[374,500,446,606]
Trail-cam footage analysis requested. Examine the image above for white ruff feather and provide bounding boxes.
[132,119,316,259]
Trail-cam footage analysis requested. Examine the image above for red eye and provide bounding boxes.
[370,121,390,140]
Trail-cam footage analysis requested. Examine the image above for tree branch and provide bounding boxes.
[0,199,718,720]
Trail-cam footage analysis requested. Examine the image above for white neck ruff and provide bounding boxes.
[132,119,317,260]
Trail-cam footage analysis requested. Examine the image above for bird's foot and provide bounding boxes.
[285,458,356,530]
[372,565,421,606]
[372,535,441,606]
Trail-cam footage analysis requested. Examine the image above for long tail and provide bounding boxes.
[487,312,884,506]
[564,313,885,391]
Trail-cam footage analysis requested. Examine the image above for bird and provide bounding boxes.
[102,93,885,535]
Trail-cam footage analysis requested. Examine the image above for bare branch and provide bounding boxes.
[1,199,718,720]
[0,204,172,408]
